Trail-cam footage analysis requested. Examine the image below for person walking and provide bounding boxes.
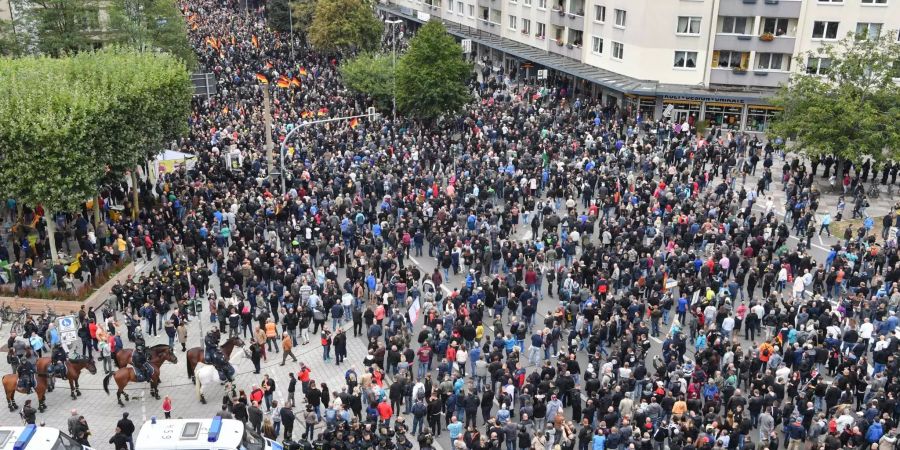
[280,332,297,366]
[21,400,36,424]
[249,341,262,374]
[109,426,129,450]
[162,395,172,419]
[116,412,135,450]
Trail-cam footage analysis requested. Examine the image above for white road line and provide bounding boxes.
[140,390,147,422]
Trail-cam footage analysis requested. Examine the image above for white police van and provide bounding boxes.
[0,425,93,450]
[134,417,280,450]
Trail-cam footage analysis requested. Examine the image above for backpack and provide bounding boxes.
[412,401,426,417]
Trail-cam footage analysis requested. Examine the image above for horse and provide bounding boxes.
[113,348,135,369]
[102,344,178,406]
[185,336,245,383]
[35,357,98,400]
[2,371,49,412]
[193,341,245,404]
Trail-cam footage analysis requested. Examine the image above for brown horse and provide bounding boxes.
[36,357,98,399]
[2,372,49,412]
[185,336,245,383]
[113,348,135,369]
[103,344,177,406]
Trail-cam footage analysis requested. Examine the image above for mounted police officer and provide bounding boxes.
[16,347,36,394]
[204,327,232,381]
[50,344,68,379]
[131,327,153,382]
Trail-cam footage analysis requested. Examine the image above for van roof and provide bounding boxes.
[0,426,63,450]
[134,418,244,450]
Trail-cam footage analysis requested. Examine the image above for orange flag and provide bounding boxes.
[251,35,259,48]
[290,76,301,88]
[349,117,359,129]
[276,76,291,88]
[255,73,269,84]
[298,67,308,76]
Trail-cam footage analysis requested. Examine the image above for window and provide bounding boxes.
[861,0,887,4]
[812,21,839,39]
[817,0,842,2]
[591,36,603,54]
[673,51,698,68]
[457,1,463,13]
[677,16,701,35]
[720,16,749,34]
[524,0,531,6]
[756,52,791,71]
[522,19,531,34]
[509,15,517,30]
[468,4,474,17]
[614,9,626,27]
[538,0,547,8]
[537,22,546,37]
[594,5,606,22]
[712,50,748,68]
[612,41,623,59]
[855,22,882,39]
[806,57,832,75]
[510,0,517,4]
[761,18,789,36]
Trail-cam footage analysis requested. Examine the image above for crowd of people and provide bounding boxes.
[5,0,900,449]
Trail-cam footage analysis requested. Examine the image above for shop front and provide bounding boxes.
[703,102,744,131]
[625,94,657,122]
[662,98,701,124]
[745,105,779,133]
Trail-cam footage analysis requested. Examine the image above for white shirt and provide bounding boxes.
[859,322,874,340]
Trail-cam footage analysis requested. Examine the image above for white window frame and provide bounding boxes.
[855,22,882,39]
[594,5,606,23]
[522,18,531,34]
[720,16,749,34]
[456,1,463,14]
[508,15,517,30]
[806,57,832,75]
[673,50,699,69]
[861,0,887,4]
[611,41,624,59]
[537,22,546,38]
[591,35,603,54]
[755,52,790,71]
[817,0,842,2]
[468,4,474,17]
[523,0,531,6]
[811,21,839,40]
[537,0,547,9]
[676,16,701,35]
[614,9,626,28]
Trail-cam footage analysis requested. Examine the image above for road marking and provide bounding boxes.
[141,390,147,422]
[649,336,662,344]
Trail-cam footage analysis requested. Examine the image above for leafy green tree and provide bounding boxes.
[395,21,472,122]
[769,32,900,170]
[268,0,314,34]
[0,19,26,57]
[0,48,192,261]
[13,0,100,56]
[107,0,197,69]
[340,52,395,111]
[308,0,382,51]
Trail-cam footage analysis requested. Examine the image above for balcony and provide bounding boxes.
[709,67,789,87]
[548,39,584,60]
[718,0,801,18]
[713,33,796,54]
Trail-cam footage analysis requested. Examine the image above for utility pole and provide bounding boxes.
[385,19,403,121]
[288,1,294,61]
[262,88,275,182]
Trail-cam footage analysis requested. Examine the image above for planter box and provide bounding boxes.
[737,35,752,40]
[733,69,748,75]
[742,0,757,3]
[764,0,778,3]
[753,71,769,76]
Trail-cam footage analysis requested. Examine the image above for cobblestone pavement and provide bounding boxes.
[1,154,897,450]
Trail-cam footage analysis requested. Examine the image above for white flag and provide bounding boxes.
[408,298,421,324]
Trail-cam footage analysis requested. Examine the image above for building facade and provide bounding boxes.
[379,0,900,132]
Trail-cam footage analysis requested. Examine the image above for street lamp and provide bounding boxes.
[385,19,403,121]
[288,1,294,60]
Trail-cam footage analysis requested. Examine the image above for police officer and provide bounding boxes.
[16,348,36,394]
[50,344,68,378]
[131,327,152,381]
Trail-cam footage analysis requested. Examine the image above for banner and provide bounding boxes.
[408,298,421,324]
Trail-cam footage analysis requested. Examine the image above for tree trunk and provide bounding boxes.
[45,208,58,263]
[16,202,23,222]
[93,195,102,226]
[131,168,140,220]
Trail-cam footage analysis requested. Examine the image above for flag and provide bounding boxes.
[290,76,301,88]
[265,61,273,70]
[317,107,329,117]
[298,67,308,76]
[222,106,229,114]
[301,111,313,119]
[349,117,359,129]
[231,36,236,45]
[276,76,291,88]
[205,37,219,50]
[408,298,421,325]
[255,73,269,84]
[251,35,259,48]
[191,23,199,30]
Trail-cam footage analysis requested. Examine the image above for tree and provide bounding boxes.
[769,32,900,171]
[0,19,26,57]
[107,0,197,69]
[395,21,472,122]
[268,0,315,34]
[340,52,395,111]
[13,0,100,56]
[308,0,382,51]
[0,48,192,261]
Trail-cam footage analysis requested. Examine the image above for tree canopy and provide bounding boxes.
[268,0,315,35]
[768,32,900,167]
[0,48,191,260]
[340,52,395,111]
[395,21,472,121]
[107,0,197,69]
[308,0,382,51]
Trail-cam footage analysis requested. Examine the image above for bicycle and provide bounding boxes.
[868,183,880,199]
[10,307,30,334]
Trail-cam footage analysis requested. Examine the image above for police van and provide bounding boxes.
[0,425,93,450]
[134,417,280,450]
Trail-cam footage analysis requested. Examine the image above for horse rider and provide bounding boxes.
[131,328,153,382]
[204,328,232,381]
[50,344,68,379]
[16,348,37,394]
[8,332,30,373]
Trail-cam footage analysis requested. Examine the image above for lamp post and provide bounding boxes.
[279,109,377,195]
[385,19,403,121]
[288,1,294,60]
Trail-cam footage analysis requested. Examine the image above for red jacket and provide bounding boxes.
[377,401,393,420]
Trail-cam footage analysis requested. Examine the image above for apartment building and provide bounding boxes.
[378,0,900,132]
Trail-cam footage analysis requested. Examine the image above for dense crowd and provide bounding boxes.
[6,0,900,449]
